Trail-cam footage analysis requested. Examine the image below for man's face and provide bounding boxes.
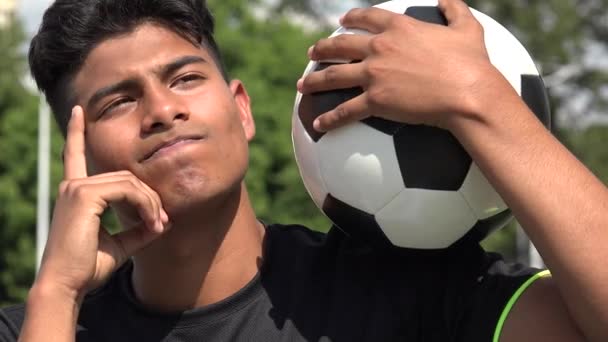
[72,23,255,215]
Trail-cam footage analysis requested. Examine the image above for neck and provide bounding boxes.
[129,183,265,312]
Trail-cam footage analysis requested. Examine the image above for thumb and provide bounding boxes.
[109,223,170,264]
[438,0,475,27]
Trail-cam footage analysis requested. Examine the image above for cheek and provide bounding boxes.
[85,129,135,173]
[218,110,249,155]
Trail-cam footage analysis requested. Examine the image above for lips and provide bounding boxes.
[142,135,204,162]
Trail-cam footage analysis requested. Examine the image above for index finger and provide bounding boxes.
[63,106,88,180]
[340,7,403,34]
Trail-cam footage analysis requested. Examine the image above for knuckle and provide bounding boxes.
[72,184,89,200]
[332,34,348,50]
[302,74,314,89]
[129,177,143,189]
[369,36,390,54]
[143,193,154,209]
[118,170,134,177]
[395,16,414,31]
[313,38,328,53]
[63,180,79,195]
[474,23,485,37]
[334,106,349,121]
[58,180,69,194]
[467,18,484,35]
[122,170,137,179]
[119,179,138,191]
[324,66,339,84]
[387,15,401,29]
[344,8,361,22]
[147,185,160,198]
[367,87,386,106]
[365,59,385,79]
[359,10,372,24]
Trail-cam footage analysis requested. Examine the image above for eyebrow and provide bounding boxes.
[86,55,208,110]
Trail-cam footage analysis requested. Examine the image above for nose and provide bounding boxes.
[141,86,189,134]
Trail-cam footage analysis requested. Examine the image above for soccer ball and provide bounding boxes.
[292,0,551,250]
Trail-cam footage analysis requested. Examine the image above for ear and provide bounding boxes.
[229,80,255,141]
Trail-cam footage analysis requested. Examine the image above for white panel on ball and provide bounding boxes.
[376,188,477,249]
[292,101,329,208]
[458,163,508,220]
[318,122,405,214]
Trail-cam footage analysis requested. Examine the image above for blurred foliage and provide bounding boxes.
[1,0,607,305]
[562,126,608,185]
[0,18,39,304]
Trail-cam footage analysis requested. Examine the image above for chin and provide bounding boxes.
[160,175,244,218]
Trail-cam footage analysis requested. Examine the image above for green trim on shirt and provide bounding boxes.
[493,270,551,342]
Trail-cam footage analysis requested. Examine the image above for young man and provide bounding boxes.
[1,0,606,340]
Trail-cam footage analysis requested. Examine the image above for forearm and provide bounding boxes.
[19,281,81,342]
[450,73,608,341]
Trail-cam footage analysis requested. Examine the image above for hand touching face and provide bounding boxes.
[38,106,170,299]
[71,24,256,216]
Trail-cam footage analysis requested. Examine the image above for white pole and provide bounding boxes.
[36,95,50,272]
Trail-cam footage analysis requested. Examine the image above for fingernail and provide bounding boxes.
[339,14,345,24]
[307,45,314,59]
[297,78,304,91]
[160,209,169,223]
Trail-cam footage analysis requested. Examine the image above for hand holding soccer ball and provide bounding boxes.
[298,0,496,132]
[293,0,551,250]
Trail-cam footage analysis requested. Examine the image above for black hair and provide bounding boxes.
[28,0,228,136]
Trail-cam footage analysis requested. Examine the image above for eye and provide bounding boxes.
[171,74,204,89]
[100,97,133,117]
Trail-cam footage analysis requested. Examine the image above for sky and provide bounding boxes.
[17,0,354,35]
[17,0,52,35]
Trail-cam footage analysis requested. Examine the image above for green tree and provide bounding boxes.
[562,126,608,185]
[209,0,332,231]
[0,18,40,304]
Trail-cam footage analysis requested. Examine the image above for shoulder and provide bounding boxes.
[263,223,389,266]
[261,223,386,287]
[265,223,328,245]
[262,223,340,268]
[0,304,25,341]
[498,274,586,342]
[458,255,587,342]
[453,253,546,340]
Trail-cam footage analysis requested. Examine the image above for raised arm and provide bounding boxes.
[298,0,608,340]
[19,107,169,341]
